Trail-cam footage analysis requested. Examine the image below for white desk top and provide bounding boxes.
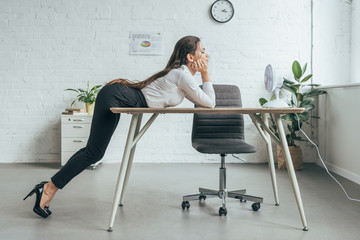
[110,107,305,114]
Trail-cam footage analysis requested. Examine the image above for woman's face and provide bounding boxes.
[193,41,208,63]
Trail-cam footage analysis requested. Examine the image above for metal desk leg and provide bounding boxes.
[118,113,143,206]
[107,114,140,232]
[249,113,280,206]
[273,113,308,231]
[117,113,159,207]
[263,113,280,206]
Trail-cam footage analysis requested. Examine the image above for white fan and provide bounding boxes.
[262,64,289,108]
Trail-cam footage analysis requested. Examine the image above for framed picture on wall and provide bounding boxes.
[130,32,163,55]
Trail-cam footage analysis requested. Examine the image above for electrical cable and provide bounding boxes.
[294,113,360,202]
[231,154,247,162]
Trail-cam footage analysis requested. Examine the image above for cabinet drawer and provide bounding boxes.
[61,115,92,124]
[61,137,88,152]
[62,124,91,137]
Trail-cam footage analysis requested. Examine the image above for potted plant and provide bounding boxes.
[259,60,326,170]
[65,81,102,115]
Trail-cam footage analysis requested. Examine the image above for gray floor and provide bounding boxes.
[0,162,359,240]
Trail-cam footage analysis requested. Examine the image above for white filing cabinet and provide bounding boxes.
[61,114,92,166]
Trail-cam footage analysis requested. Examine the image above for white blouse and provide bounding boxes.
[141,65,216,108]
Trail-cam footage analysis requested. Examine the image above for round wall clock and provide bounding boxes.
[210,0,234,23]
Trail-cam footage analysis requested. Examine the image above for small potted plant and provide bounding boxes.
[65,81,102,115]
[259,60,326,170]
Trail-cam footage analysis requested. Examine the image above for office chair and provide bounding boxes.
[181,84,263,216]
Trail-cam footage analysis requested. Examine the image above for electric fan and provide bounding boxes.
[262,64,289,108]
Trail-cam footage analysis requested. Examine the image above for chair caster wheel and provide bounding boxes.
[199,194,206,201]
[219,207,227,216]
[182,201,190,210]
[251,202,261,211]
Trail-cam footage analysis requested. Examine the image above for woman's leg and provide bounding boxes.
[51,85,122,189]
[40,84,147,210]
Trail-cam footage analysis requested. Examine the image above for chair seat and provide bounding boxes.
[192,138,257,154]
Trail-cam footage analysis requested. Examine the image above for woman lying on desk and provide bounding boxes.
[24,35,216,218]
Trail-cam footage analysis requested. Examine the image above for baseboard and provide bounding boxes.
[316,161,360,185]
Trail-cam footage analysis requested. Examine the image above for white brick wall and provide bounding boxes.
[313,0,351,86]
[0,0,351,163]
[351,0,360,83]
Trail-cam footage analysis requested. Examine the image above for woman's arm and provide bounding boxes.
[184,81,215,108]
[178,64,215,108]
[184,59,215,107]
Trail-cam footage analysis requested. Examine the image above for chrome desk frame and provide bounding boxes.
[107,107,308,232]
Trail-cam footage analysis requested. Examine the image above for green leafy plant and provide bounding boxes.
[259,60,326,146]
[65,81,102,107]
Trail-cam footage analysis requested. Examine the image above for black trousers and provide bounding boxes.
[52,83,148,189]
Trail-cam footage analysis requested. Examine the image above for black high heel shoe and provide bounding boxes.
[44,206,52,216]
[23,181,51,218]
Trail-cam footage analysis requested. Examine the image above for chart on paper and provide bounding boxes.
[130,32,163,55]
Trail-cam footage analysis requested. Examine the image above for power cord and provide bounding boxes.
[294,113,360,202]
[231,154,247,162]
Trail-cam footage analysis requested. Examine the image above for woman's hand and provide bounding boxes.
[191,59,208,74]
[190,59,211,83]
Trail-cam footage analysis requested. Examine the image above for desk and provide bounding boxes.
[107,107,308,231]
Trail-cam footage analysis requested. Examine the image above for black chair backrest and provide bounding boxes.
[192,85,245,141]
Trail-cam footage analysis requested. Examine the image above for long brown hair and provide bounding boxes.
[106,36,200,89]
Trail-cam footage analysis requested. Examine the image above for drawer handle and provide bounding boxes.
[73,126,85,128]
[73,140,85,142]
[73,119,85,122]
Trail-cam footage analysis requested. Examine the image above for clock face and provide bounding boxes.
[210,0,234,23]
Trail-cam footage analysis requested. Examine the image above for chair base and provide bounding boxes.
[182,187,263,215]
[181,154,263,216]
